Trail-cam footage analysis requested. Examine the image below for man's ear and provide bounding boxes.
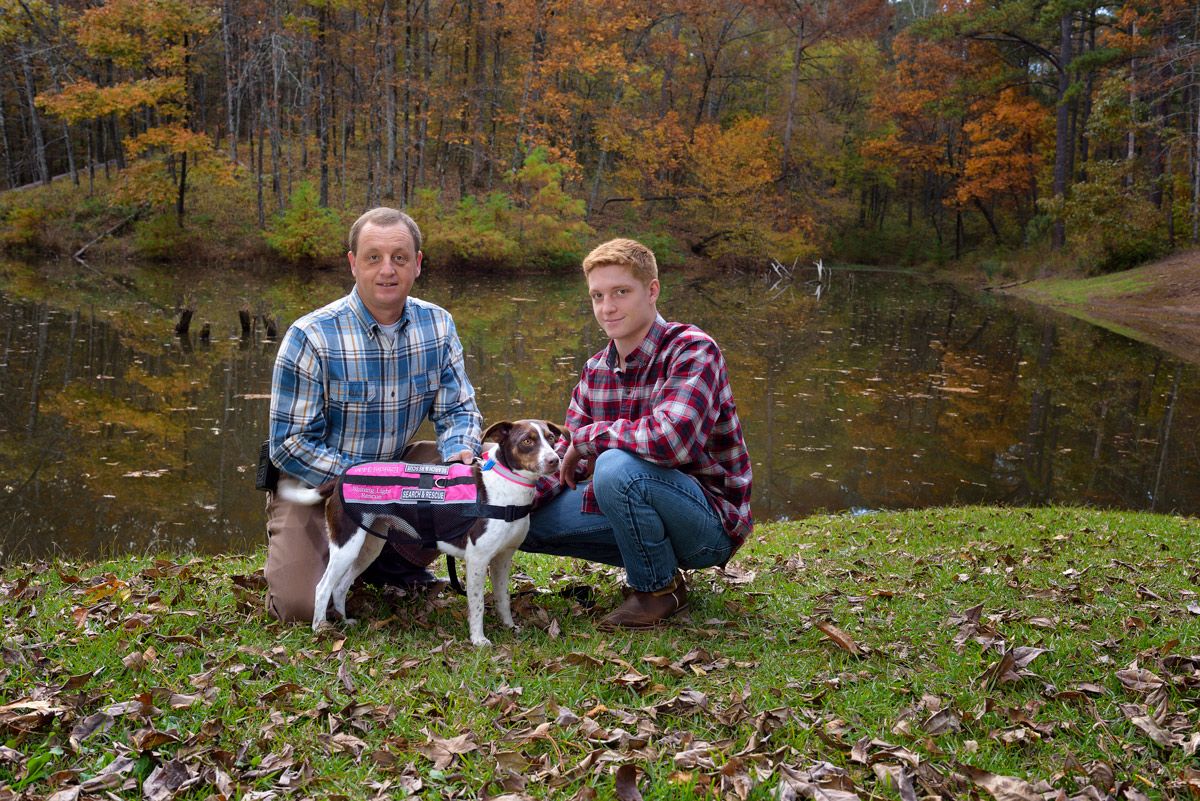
[482,421,513,443]
[648,278,660,303]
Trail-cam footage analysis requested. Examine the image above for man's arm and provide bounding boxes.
[535,381,594,497]
[429,315,483,463]
[269,327,351,485]
[571,338,723,469]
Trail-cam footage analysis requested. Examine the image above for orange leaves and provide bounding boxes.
[955,89,1051,210]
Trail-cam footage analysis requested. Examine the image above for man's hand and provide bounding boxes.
[450,449,475,464]
[560,443,593,489]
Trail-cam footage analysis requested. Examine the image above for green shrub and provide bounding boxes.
[0,204,51,248]
[413,189,520,269]
[631,228,687,268]
[264,181,343,264]
[134,213,190,260]
[506,147,593,269]
[413,148,593,271]
[1040,161,1167,274]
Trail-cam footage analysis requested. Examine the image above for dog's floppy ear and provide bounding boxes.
[482,421,514,443]
[543,420,569,442]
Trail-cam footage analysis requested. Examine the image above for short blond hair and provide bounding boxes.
[582,238,658,286]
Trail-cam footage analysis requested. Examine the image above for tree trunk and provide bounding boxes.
[176,152,188,226]
[417,0,431,188]
[256,92,266,228]
[384,0,397,200]
[223,0,238,162]
[0,96,12,188]
[1051,12,1073,249]
[22,53,50,185]
[62,120,78,185]
[781,17,804,178]
[271,33,283,211]
[318,5,331,207]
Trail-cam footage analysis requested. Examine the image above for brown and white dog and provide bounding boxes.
[277,420,563,646]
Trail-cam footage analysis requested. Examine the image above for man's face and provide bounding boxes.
[348,222,422,325]
[587,263,659,350]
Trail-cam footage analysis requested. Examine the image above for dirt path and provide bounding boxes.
[1004,248,1200,364]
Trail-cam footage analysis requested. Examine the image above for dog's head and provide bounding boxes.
[482,419,565,478]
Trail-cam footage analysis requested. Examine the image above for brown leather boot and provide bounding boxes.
[598,571,688,630]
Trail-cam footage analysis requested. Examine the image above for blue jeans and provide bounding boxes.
[522,449,733,592]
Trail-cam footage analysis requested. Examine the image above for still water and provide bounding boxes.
[1,259,1197,559]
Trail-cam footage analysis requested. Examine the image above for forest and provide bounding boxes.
[1,0,1198,272]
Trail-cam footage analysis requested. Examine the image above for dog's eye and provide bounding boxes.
[522,437,534,446]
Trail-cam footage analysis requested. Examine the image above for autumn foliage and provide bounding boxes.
[1,0,1198,269]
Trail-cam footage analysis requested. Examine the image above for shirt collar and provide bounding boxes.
[605,314,668,371]
[348,287,410,340]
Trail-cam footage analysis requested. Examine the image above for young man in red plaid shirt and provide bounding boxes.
[524,238,753,629]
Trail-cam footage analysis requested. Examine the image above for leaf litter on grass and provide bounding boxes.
[1,507,1199,799]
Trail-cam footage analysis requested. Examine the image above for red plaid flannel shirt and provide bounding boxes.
[536,316,753,551]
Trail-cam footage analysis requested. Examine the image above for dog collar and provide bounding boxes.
[481,456,534,488]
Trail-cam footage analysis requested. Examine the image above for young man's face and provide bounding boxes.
[348,222,422,325]
[587,263,660,353]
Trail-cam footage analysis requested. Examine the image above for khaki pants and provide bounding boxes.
[263,440,443,623]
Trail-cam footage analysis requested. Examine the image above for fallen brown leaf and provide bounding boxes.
[959,763,1041,801]
[814,620,864,656]
[615,763,643,801]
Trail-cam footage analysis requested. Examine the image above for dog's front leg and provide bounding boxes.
[464,554,492,647]
[489,547,520,632]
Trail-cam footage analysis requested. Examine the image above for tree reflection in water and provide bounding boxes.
[0,263,1196,559]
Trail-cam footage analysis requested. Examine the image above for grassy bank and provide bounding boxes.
[3,506,1199,800]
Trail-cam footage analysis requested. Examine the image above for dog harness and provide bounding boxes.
[337,458,534,547]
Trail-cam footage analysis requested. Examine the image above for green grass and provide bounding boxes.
[1021,273,1153,306]
[3,506,1199,799]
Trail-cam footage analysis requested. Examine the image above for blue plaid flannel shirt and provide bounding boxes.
[269,288,483,487]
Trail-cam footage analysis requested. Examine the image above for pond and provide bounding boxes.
[1,257,1197,560]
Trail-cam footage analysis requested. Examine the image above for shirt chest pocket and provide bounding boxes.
[328,380,376,405]
[407,370,438,406]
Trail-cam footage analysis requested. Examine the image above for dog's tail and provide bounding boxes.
[275,478,336,506]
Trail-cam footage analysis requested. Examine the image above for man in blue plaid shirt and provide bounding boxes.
[264,207,483,623]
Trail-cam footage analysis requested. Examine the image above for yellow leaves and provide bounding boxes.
[0,0,52,43]
[38,78,186,123]
[688,116,778,200]
[74,0,215,69]
[124,124,214,158]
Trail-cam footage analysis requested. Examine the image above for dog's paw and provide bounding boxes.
[342,616,358,627]
[471,636,493,648]
[504,622,521,632]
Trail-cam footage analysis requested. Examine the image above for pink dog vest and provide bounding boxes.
[337,459,532,546]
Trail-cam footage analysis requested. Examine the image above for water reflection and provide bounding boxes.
[0,262,1196,560]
